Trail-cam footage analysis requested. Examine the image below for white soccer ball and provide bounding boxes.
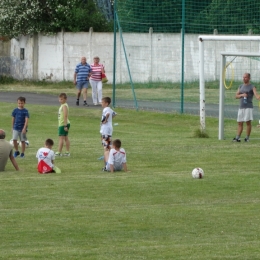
[10,139,19,147]
[192,167,204,179]
[19,140,30,148]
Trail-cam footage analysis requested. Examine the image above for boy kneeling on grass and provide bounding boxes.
[102,139,129,172]
[36,139,61,174]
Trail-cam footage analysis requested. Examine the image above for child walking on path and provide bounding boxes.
[55,93,70,156]
[11,96,29,158]
[36,139,61,173]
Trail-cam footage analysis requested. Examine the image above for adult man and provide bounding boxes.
[233,73,260,142]
[0,129,19,171]
[73,56,92,106]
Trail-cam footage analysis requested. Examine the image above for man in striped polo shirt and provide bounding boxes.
[73,57,92,106]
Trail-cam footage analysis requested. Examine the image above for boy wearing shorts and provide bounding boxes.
[55,93,70,156]
[100,97,117,150]
[11,96,29,158]
[102,139,128,172]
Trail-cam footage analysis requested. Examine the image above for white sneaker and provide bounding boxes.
[55,152,62,156]
[63,152,70,156]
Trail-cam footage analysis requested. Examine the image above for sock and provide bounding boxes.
[245,136,249,140]
[84,100,86,103]
[236,135,240,139]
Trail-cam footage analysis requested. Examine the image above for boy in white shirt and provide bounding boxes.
[102,139,128,172]
[36,139,61,174]
[100,97,116,150]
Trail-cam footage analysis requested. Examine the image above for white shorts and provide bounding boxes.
[106,164,123,172]
[237,108,253,122]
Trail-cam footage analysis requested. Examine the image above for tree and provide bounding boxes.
[196,0,260,34]
[0,0,113,39]
[116,0,181,33]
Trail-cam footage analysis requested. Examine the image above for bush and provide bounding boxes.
[0,75,16,84]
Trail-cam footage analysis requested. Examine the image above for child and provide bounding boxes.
[100,97,117,150]
[55,93,70,156]
[102,139,128,172]
[36,139,61,173]
[11,96,29,158]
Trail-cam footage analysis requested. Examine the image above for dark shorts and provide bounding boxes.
[58,124,70,136]
[101,135,112,149]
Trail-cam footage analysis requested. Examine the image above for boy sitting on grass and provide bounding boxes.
[102,139,128,172]
[36,139,61,174]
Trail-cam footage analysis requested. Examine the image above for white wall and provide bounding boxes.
[9,31,260,83]
[10,36,34,79]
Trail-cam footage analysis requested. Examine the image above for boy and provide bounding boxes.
[102,139,128,172]
[100,97,117,150]
[11,96,29,158]
[36,139,61,173]
[55,93,70,156]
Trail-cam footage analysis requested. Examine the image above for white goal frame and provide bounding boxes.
[198,35,260,140]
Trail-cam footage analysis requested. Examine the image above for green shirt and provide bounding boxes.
[58,103,70,127]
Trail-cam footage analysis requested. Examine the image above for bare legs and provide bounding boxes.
[77,88,87,100]
[58,136,70,153]
[236,121,251,138]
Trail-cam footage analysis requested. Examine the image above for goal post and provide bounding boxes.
[198,35,260,139]
[219,51,260,140]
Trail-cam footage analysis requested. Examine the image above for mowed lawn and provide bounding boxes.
[1,95,260,259]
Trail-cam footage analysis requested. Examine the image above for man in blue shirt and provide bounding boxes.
[73,57,92,106]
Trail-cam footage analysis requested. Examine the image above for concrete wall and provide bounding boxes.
[0,39,11,75]
[9,31,260,83]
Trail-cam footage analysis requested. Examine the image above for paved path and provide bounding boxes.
[0,91,95,108]
[0,91,241,119]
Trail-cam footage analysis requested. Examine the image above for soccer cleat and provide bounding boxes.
[94,103,98,106]
[63,152,70,156]
[232,138,241,142]
[55,152,62,156]
[102,167,107,172]
[14,151,20,157]
[20,153,25,158]
[97,156,104,160]
[244,138,249,142]
[83,102,89,107]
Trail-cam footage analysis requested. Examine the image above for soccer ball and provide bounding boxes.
[19,140,30,148]
[192,167,204,179]
[9,139,19,147]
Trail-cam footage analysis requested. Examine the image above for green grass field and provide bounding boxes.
[1,84,260,259]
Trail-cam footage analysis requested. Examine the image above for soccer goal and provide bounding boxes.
[198,35,260,140]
